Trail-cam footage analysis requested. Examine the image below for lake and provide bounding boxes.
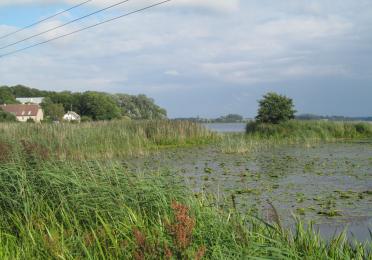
[125,140,372,242]
[203,123,247,133]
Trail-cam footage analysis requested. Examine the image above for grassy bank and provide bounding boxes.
[0,161,369,259]
[247,120,372,140]
[219,120,372,154]
[0,120,216,160]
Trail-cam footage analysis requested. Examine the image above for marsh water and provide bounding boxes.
[126,140,372,242]
[203,123,247,133]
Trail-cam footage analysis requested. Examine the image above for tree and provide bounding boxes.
[215,114,243,123]
[113,94,167,120]
[0,108,16,122]
[0,87,18,104]
[79,92,121,121]
[42,102,65,121]
[256,92,296,124]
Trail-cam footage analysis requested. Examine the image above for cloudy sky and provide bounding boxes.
[0,0,371,118]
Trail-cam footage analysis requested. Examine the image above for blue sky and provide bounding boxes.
[0,0,371,118]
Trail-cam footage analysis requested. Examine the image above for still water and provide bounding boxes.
[126,141,372,242]
[203,123,247,133]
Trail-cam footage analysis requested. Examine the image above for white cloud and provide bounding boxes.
[0,0,240,12]
[1,0,372,117]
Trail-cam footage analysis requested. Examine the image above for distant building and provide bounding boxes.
[0,104,44,122]
[16,97,44,105]
[63,111,81,122]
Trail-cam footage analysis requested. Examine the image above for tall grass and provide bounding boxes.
[0,161,369,259]
[219,120,372,154]
[246,120,372,140]
[0,120,216,160]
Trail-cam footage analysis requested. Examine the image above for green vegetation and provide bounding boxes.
[0,108,17,122]
[256,92,296,124]
[0,85,167,121]
[214,114,244,123]
[0,160,369,259]
[1,88,371,258]
[0,120,215,160]
[0,119,371,258]
[246,120,372,140]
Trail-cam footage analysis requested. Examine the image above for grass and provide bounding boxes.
[218,120,372,154]
[0,120,216,160]
[246,120,372,140]
[0,119,371,258]
[0,160,370,259]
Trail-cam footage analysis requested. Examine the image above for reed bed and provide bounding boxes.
[0,120,216,160]
[0,160,369,259]
[219,120,372,154]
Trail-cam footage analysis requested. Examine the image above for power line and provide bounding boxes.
[0,0,132,50]
[0,0,93,41]
[0,0,172,58]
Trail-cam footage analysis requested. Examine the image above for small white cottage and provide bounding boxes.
[63,111,81,122]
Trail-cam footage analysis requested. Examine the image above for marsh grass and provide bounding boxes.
[0,120,216,160]
[0,161,370,259]
[1,120,371,258]
[219,120,372,154]
[246,120,372,140]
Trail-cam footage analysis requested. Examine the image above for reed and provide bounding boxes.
[0,120,216,160]
[0,161,369,259]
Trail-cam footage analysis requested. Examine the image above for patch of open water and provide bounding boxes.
[125,140,372,241]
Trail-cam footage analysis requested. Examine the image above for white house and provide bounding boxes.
[63,111,81,122]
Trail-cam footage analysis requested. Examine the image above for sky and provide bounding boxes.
[0,0,371,118]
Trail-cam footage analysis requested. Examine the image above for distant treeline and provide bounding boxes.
[175,114,247,123]
[296,114,372,122]
[0,85,167,121]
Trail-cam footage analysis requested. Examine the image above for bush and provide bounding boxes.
[0,108,16,122]
[256,92,296,124]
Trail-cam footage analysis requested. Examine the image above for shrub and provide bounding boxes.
[256,92,296,124]
[0,108,16,122]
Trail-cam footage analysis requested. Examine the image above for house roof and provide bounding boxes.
[16,97,44,104]
[63,111,81,119]
[0,104,40,117]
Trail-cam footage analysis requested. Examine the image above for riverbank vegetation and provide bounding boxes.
[0,120,215,160]
[0,160,370,259]
[1,90,371,258]
[247,120,372,140]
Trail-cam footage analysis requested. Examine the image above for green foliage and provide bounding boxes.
[79,92,121,120]
[246,120,372,140]
[0,85,168,121]
[9,84,48,97]
[113,94,167,120]
[256,92,296,124]
[0,160,369,259]
[0,86,18,104]
[0,108,17,122]
[41,98,65,121]
[0,120,215,159]
[215,114,244,123]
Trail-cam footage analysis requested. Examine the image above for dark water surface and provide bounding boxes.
[125,141,372,242]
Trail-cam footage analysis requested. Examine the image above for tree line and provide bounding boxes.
[0,85,167,122]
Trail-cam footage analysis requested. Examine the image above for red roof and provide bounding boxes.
[0,104,40,117]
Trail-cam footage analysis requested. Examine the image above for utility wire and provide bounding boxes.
[0,0,132,50]
[0,0,93,41]
[0,0,172,58]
